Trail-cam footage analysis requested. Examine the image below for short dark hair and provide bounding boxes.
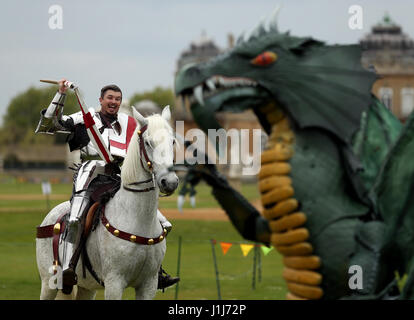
[100,84,122,99]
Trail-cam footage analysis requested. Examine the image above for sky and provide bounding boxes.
[1,0,413,125]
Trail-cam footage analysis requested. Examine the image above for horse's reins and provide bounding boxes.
[123,178,155,193]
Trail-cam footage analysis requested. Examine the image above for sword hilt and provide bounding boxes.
[40,79,77,89]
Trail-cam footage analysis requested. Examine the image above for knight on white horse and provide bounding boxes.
[35,79,179,295]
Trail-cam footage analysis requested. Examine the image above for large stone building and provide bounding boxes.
[176,30,223,72]
[360,13,414,121]
[0,144,75,183]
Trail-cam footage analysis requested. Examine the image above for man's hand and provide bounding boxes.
[58,78,68,94]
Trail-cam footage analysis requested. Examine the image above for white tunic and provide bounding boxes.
[64,110,137,160]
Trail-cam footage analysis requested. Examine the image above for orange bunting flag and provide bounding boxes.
[220,242,233,255]
[240,244,255,257]
[261,245,274,256]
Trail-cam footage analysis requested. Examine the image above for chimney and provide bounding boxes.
[227,33,234,49]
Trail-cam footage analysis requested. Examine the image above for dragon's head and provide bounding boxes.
[175,9,377,144]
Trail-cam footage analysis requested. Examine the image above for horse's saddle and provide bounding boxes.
[36,174,120,286]
[36,172,120,244]
[36,201,104,283]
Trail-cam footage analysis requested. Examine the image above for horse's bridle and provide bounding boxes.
[122,124,156,193]
[122,125,174,196]
[137,124,153,173]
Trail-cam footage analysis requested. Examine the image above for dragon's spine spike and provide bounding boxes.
[268,5,281,32]
[237,5,281,46]
[236,31,246,45]
[248,15,268,40]
[258,106,324,300]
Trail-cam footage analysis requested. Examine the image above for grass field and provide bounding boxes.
[0,178,287,300]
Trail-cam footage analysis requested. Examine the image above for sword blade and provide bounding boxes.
[40,79,59,85]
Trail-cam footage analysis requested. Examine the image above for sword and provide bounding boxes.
[40,79,114,164]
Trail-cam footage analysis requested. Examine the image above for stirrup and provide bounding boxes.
[62,267,78,295]
[157,267,180,291]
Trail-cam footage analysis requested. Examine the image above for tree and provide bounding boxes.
[129,86,175,110]
[0,86,79,145]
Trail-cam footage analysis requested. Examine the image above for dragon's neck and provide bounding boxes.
[257,101,324,300]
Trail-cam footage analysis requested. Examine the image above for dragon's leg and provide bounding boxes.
[342,221,400,299]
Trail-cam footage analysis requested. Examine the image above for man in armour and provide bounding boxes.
[36,79,179,294]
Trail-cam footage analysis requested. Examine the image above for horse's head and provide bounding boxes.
[122,105,178,196]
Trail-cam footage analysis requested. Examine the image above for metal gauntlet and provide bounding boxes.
[35,91,69,134]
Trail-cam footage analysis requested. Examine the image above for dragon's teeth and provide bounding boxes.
[206,79,216,91]
[194,85,204,106]
[191,76,257,102]
[219,78,230,86]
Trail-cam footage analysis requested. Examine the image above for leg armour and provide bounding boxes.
[61,191,90,271]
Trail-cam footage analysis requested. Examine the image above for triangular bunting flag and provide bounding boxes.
[261,245,274,256]
[220,242,233,255]
[240,244,254,257]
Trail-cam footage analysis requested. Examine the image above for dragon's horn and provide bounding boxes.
[249,15,268,40]
[268,5,282,32]
[236,31,246,45]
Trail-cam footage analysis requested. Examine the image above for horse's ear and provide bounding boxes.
[132,106,148,127]
[161,105,171,122]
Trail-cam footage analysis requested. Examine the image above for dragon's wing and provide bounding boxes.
[371,110,414,283]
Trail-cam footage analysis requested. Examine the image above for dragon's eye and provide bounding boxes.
[251,51,278,66]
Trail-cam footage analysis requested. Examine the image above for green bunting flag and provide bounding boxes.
[261,246,274,256]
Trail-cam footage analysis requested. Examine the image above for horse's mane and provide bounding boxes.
[121,114,174,185]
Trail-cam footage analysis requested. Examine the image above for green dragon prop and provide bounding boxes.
[174,11,414,300]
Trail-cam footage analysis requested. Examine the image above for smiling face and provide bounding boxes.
[99,89,122,116]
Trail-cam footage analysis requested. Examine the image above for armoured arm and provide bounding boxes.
[179,163,271,245]
[35,91,71,134]
[208,167,270,244]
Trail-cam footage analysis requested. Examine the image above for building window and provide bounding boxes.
[401,87,414,118]
[378,87,393,110]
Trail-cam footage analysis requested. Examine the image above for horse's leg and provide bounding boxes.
[134,275,158,300]
[104,277,126,300]
[75,286,97,300]
[40,280,58,300]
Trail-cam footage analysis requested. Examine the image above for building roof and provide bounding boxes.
[360,14,414,50]
[360,13,414,74]
[1,145,68,162]
[176,31,221,71]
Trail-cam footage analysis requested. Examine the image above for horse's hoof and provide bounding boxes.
[62,284,73,295]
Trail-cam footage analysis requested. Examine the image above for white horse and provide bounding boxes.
[36,106,178,300]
